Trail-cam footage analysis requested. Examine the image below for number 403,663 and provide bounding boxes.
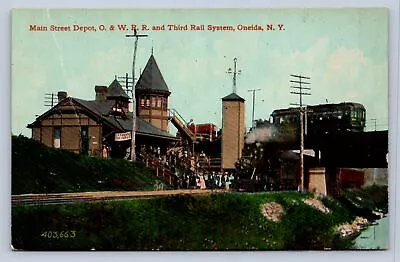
[40,230,76,239]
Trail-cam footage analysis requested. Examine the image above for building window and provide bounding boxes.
[161,97,167,109]
[140,97,145,106]
[53,127,61,148]
[156,97,162,108]
[151,96,156,108]
[145,97,150,107]
[81,126,89,155]
[112,101,122,113]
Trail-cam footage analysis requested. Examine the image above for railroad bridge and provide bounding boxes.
[307,130,388,168]
[265,130,388,195]
[267,130,388,168]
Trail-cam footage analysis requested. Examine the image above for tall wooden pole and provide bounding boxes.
[290,74,311,191]
[300,109,304,191]
[248,88,261,128]
[126,30,148,161]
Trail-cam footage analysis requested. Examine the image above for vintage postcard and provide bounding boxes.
[11,9,389,251]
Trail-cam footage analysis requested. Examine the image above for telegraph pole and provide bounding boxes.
[117,73,134,99]
[290,74,311,192]
[248,88,261,128]
[126,29,148,161]
[44,93,57,108]
[227,57,242,94]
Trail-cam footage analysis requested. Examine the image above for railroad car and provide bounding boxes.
[270,102,366,137]
[188,123,218,141]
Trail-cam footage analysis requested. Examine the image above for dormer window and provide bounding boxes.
[112,107,122,112]
[110,101,124,115]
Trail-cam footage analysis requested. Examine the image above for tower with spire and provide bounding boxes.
[221,58,246,171]
[135,54,171,132]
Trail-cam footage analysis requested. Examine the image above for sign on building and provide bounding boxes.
[115,132,131,141]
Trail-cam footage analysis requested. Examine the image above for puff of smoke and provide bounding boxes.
[245,127,276,144]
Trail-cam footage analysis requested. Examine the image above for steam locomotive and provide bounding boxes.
[234,102,367,192]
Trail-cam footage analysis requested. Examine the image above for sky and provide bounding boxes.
[11,8,388,137]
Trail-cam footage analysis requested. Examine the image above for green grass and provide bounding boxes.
[11,135,388,250]
[12,192,363,251]
[12,135,160,194]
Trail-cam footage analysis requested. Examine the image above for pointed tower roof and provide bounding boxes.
[107,79,130,100]
[222,93,245,102]
[135,55,169,93]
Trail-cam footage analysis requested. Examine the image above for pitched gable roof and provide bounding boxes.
[28,96,177,140]
[73,98,115,116]
[135,55,169,92]
[71,98,177,140]
[222,93,245,102]
[107,79,130,99]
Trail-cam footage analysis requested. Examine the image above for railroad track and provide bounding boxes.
[11,189,228,206]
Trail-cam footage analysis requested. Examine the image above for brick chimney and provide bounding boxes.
[57,91,68,102]
[95,85,108,101]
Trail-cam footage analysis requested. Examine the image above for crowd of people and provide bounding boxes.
[137,145,236,190]
[177,172,236,190]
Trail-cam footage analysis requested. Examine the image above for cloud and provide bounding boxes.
[325,48,367,81]
[264,39,387,129]
[273,37,329,77]
[11,10,388,136]
[321,48,387,124]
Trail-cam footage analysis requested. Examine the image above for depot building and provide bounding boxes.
[27,54,179,158]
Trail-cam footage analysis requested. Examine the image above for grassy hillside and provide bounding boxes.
[12,192,359,251]
[11,135,388,250]
[12,135,160,194]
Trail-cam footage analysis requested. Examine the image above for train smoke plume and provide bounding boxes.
[245,127,275,144]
